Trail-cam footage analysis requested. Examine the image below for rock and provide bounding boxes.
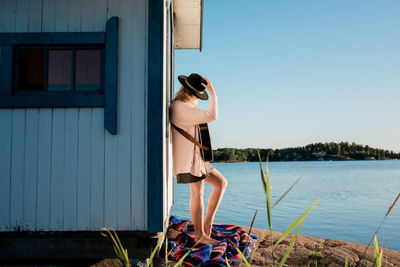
[160,223,400,266]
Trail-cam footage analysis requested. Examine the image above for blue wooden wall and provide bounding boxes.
[0,0,150,231]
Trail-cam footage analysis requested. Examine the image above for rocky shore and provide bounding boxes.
[160,223,400,267]
[239,225,400,266]
[91,222,400,266]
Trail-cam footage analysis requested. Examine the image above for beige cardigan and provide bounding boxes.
[169,94,218,177]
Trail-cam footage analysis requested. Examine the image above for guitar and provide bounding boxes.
[198,123,214,162]
[170,122,214,162]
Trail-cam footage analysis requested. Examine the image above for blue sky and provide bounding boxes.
[174,0,400,152]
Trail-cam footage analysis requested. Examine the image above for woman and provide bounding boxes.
[169,73,228,246]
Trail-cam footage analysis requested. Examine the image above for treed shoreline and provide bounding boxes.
[212,142,400,162]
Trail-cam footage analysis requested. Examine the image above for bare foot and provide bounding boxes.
[204,223,212,238]
[193,235,219,246]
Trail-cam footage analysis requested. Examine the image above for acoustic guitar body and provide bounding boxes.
[198,123,214,162]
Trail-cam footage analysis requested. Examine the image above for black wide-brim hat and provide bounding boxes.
[178,73,209,100]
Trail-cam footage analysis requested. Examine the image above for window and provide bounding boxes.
[0,17,118,134]
[15,47,103,92]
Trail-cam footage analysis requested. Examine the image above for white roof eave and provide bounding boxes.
[173,0,203,51]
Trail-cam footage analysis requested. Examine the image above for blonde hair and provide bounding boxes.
[172,85,194,103]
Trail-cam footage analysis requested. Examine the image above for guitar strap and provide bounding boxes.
[170,122,210,151]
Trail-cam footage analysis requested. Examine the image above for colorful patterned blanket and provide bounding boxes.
[167,215,259,267]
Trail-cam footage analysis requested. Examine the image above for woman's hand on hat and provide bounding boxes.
[202,77,215,95]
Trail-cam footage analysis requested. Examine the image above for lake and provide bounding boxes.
[170,160,400,251]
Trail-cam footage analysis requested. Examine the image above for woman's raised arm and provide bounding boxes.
[171,94,218,126]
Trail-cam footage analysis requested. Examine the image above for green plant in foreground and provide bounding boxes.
[152,231,200,267]
[101,227,130,267]
[374,234,383,267]
[344,244,349,267]
[147,233,164,267]
[234,150,320,267]
[172,239,202,267]
[165,235,168,266]
[101,227,174,267]
[357,192,400,266]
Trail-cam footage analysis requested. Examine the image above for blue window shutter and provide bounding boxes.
[104,16,119,135]
[0,45,13,95]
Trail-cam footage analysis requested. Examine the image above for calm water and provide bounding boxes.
[170,160,400,251]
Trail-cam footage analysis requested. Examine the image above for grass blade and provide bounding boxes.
[111,230,129,264]
[147,236,164,267]
[101,228,130,267]
[374,234,383,267]
[248,209,257,237]
[234,244,251,267]
[172,240,202,267]
[273,198,320,249]
[249,232,264,264]
[258,150,272,230]
[265,155,272,230]
[165,235,168,266]
[279,218,304,267]
[225,254,232,267]
[272,166,310,209]
[359,192,400,264]
[101,228,122,257]
[112,229,127,255]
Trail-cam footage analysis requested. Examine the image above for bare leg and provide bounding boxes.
[203,168,228,238]
[189,179,205,239]
[189,179,219,245]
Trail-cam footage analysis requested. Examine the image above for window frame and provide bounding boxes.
[0,16,118,134]
[13,45,105,94]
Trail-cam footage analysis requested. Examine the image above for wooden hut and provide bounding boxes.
[0,0,203,261]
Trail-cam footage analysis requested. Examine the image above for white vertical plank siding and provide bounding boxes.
[16,0,28,31]
[23,0,42,231]
[77,0,94,230]
[54,0,68,31]
[91,0,107,230]
[67,0,81,32]
[42,0,55,32]
[50,109,65,229]
[104,136,118,229]
[36,0,55,231]
[0,110,12,231]
[64,0,81,231]
[63,109,79,230]
[0,0,16,232]
[48,0,69,230]
[24,110,39,230]
[10,110,25,229]
[9,0,26,230]
[104,0,120,229]
[117,0,134,230]
[91,109,105,229]
[0,0,5,32]
[77,109,92,229]
[36,109,52,230]
[28,0,42,31]
[81,0,94,30]
[94,0,107,31]
[131,0,147,231]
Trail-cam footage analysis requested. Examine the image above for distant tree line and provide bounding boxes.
[212,142,400,162]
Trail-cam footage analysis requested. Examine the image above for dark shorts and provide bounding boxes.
[176,162,215,184]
